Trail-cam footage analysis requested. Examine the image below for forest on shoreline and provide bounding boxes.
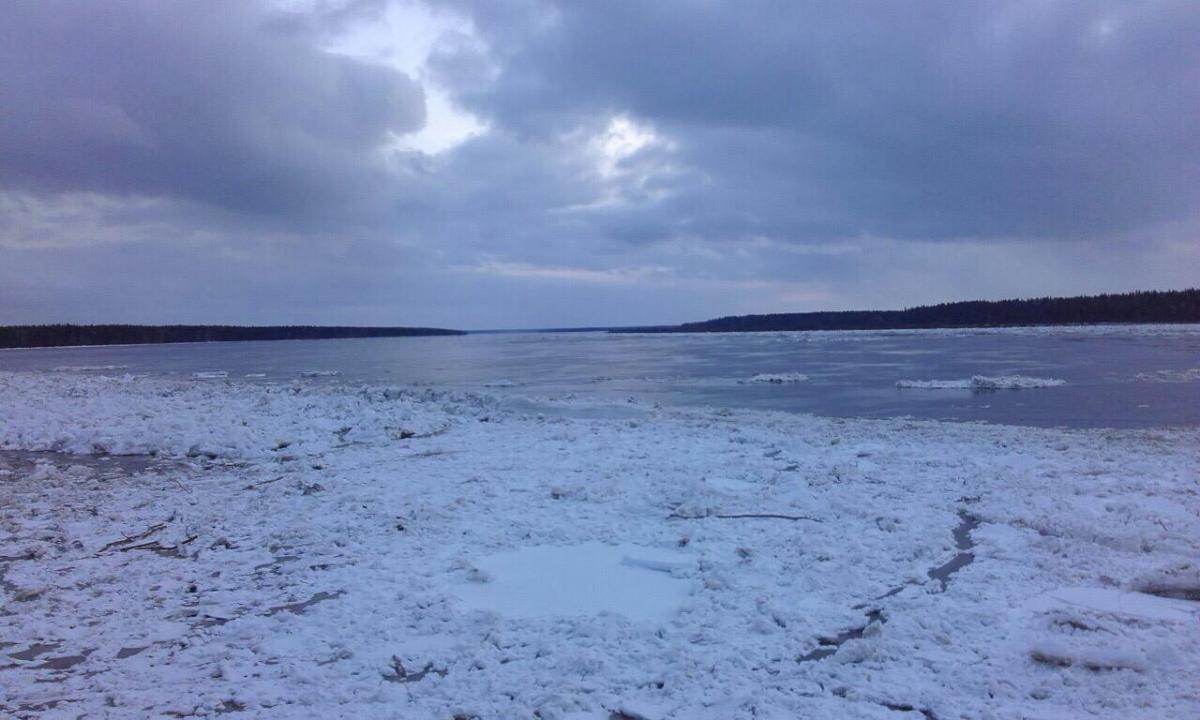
[5,289,1198,348]
[623,289,1200,334]
[0,325,465,349]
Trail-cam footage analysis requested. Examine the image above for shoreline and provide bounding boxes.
[4,321,1200,352]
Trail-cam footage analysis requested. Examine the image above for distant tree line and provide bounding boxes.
[0,325,465,349]
[625,288,1200,334]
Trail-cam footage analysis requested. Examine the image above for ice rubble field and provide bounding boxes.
[0,371,1198,719]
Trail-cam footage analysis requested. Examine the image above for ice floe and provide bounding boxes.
[1134,368,1200,383]
[52,364,129,372]
[896,374,1066,389]
[745,372,809,384]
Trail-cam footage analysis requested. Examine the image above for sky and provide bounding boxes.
[1,1,1198,330]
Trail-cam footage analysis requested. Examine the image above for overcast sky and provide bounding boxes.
[1,1,1197,329]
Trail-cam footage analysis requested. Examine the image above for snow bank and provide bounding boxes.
[897,374,1066,390]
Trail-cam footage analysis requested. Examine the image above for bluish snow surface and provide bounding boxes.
[0,371,1197,718]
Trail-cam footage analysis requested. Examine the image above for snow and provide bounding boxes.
[745,372,809,384]
[0,370,1197,718]
[896,374,1067,390]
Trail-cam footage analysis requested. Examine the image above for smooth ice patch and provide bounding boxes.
[455,543,691,623]
[1026,587,1200,623]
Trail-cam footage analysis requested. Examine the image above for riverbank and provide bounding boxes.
[1,372,1198,718]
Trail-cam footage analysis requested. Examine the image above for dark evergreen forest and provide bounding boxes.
[0,325,465,349]
[626,288,1200,334]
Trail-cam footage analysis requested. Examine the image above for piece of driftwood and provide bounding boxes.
[97,522,168,553]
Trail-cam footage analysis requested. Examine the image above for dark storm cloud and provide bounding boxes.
[0,1,424,218]
[442,0,1200,240]
[1,1,1197,327]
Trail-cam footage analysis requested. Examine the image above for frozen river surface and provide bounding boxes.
[1,325,1198,718]
[3,323,1199,428]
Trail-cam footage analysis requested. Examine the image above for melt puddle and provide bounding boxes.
[927,511,980,589]
[454,543,691,623]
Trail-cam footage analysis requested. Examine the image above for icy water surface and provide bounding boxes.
[2,324,1198,428]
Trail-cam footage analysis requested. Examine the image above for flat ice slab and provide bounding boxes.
[1026,586,1200,623]
[455,543,691,623]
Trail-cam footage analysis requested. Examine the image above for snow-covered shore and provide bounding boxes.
[1,371,1197,719]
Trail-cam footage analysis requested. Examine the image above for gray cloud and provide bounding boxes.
[443,0,1200,241]
[0,1,424,219]
[0,1,1197,327]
